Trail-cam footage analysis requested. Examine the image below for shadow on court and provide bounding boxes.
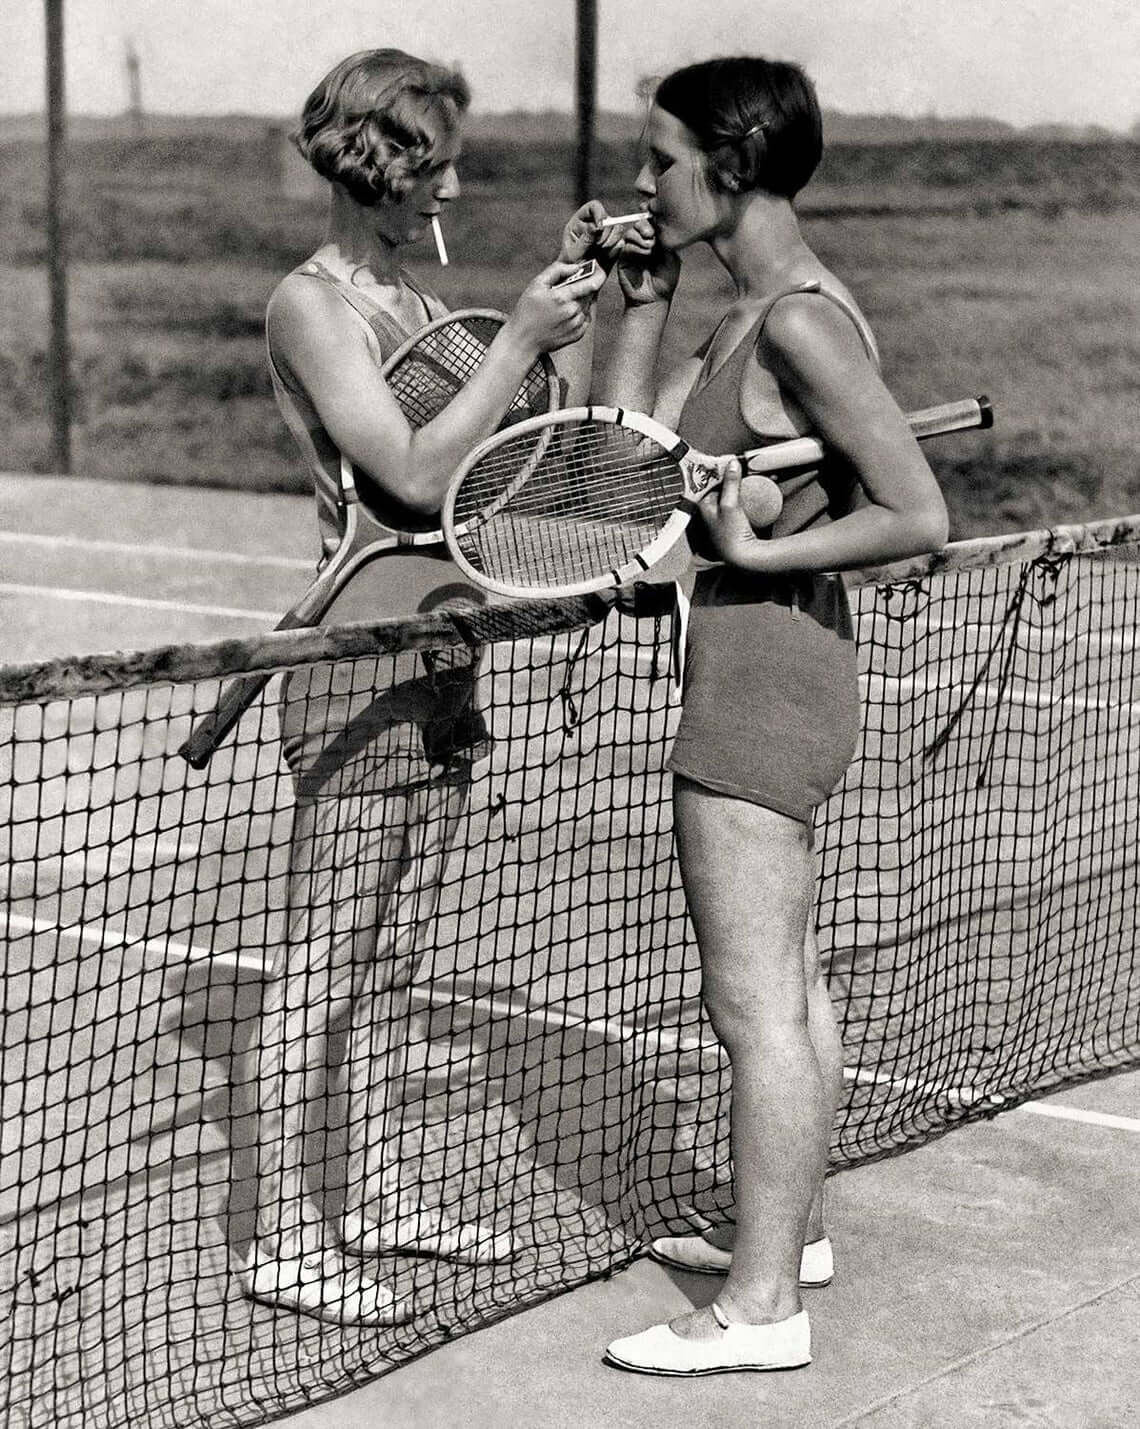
[272,1069,1140,1429]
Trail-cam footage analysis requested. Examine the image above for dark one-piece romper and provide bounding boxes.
[668,280,880,828]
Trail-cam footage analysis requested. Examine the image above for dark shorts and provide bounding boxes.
[667,567,861,827]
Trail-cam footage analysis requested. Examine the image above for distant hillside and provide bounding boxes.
[0,113,274,143]
[469,110,1131,144]
[466,110,1030,144]
[0,109,1130,146]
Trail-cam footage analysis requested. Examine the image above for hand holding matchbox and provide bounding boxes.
[554,259,597,287]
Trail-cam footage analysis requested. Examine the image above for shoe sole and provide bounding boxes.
[603,1351,811,1377]
[647,1247,832,1289]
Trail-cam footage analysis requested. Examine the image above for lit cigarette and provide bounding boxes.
[431,215,449,266]
[598,212,647,229]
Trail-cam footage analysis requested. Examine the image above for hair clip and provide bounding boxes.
[737,121,767,142]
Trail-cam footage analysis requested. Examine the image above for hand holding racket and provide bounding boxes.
[441,396,994,599]
[179,309,560,768]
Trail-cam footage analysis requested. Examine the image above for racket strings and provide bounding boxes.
[386,315,553,430]
[450,420,686,586]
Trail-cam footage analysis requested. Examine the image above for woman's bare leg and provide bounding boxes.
[704,918,844,1254]
[343,774,466,1221]
[668,776,832,1334]
[803,918,844,1239]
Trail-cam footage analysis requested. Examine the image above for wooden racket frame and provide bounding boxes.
[179,310,558,768]
[441,395,994,599]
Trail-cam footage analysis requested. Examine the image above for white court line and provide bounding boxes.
[2,911,264,973]
[856,621,1140,659]
[1014,1101,1140,1133]
[862,670,1140,715]
[7,914,1137,1134]
[5,526,1138,653]
[0,529,312,571]
[0,583,281,622]
[407,979,688,1050]
[2,910,685,1045]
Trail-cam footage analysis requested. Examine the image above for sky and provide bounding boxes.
[2,0,1138,131]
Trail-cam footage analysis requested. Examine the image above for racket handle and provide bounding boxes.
[178,671,273,769]
[907,394,993,440]
[178,568,342,769]
[743,395,994,477]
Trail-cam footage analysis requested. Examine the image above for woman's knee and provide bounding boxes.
[701,975,811,1054]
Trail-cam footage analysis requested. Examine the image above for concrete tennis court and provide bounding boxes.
[3,472,1138,1428]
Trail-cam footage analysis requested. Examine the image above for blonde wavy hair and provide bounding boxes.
[294,49,470,206]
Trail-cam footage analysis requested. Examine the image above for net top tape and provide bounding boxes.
[3,514,1139,706]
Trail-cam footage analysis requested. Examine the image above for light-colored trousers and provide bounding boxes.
[252,654,481,1254]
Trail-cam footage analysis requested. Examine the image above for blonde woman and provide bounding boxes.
[237,48,608,1327]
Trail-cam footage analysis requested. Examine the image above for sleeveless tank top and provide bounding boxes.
[266,262,474,623]
[678,279,880,550]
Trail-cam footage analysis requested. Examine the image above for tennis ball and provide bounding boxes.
[740,474,783,529]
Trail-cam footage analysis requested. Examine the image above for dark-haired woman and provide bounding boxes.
[597,57,948,1374]
[236,48,611,1327]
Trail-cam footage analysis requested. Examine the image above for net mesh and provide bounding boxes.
[3,518,1140,1428]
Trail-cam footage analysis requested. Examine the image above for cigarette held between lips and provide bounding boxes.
[431,215,449,266]
[598,212,646,229]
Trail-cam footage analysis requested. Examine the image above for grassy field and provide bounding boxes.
[2,125,1139,538]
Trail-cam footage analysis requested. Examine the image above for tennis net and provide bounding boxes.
[2,515,1139,1428]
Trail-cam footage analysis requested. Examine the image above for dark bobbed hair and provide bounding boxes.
[294,49,470,206]
[654,57,822,200]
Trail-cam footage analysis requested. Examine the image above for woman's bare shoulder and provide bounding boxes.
[267,269,342,328]
[266,269,375,364]
[756,285,873,382]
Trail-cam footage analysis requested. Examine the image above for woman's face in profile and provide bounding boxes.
[635,106,722,252]
[367,126,462,249]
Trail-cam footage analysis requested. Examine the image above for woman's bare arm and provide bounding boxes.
[270,261,602,517]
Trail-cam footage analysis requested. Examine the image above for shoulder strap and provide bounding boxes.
[292,260,415,352]
[755,279,880,370]
[401,268,446,322]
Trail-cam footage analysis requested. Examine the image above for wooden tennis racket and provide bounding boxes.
[440,396,993,598]
[179,309,559,768]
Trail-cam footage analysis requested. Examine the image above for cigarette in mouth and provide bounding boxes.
[431,215,449,266]
[597,212,646,229]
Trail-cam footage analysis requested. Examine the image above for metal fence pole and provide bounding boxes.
[45,0,71,473]
[574,0,598,206]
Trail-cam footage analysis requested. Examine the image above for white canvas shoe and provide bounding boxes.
[605,1303,812,1376]
[648,1233,834,1287]
[233,1246,407,1327]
